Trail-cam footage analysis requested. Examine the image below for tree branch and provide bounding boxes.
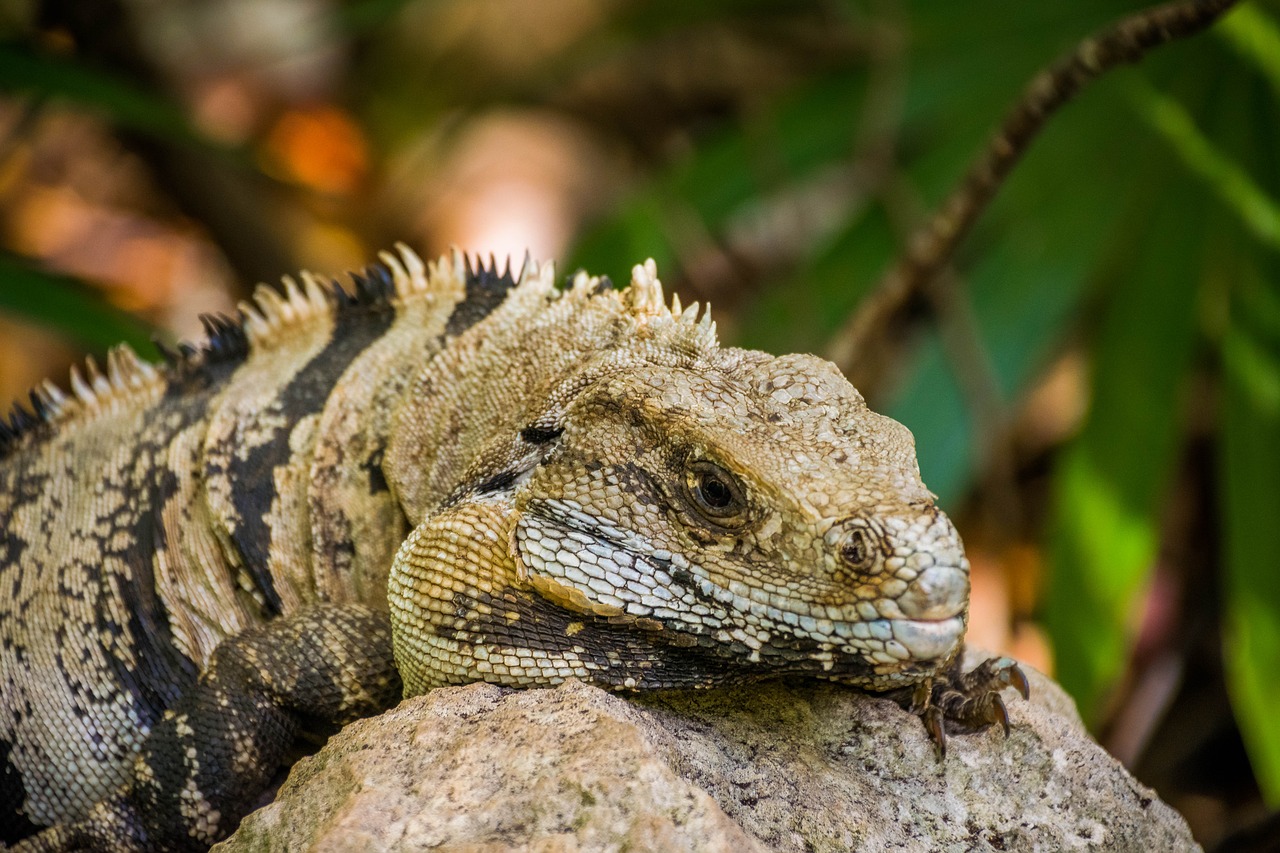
[827,0,1240,379]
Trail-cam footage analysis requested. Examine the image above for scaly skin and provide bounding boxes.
[1,249,1025,851]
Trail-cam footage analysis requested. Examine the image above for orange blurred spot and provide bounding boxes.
[963,540,1053,675]
[263,106,367,195]
[1009,621,1053,676]
[7,182,233,321]
[966,546,1011,655]
[112,237,182,312]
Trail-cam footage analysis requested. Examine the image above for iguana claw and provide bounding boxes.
[904,654,1030,760]
[992,693,1010,737]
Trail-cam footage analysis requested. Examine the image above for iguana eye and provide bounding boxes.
[683,460,748,526]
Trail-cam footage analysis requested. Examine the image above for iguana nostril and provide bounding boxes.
[839,527,874,570]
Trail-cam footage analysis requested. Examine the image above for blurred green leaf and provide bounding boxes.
[1045,178,1205,720]
[0,43,231,153]
[1217,3,1280,103]
[1221,267,1280,807]
[0,253,154,353]
[1048,450,1161,717]
[568,190,675,284]
[1128,76,1280,251]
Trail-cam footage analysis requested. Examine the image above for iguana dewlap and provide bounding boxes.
[0,248,1025,851]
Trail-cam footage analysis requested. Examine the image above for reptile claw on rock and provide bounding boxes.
[992,694,1010,737]
[1005,660,1033,701]
[914,654,1032,760]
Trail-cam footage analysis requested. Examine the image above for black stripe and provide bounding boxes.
[225,301,397,615]
[113,461,201,712]
[445,256,519,338]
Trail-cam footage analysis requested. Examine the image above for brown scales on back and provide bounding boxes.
[0,246,1027,851]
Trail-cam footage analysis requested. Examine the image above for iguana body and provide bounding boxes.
[0,247,1024,851]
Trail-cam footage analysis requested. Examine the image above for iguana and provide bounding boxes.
[0,247,1027,851]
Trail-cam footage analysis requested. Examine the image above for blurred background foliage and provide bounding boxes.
[1,0,1278,846]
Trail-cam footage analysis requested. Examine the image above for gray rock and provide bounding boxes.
[216,661,1199,852]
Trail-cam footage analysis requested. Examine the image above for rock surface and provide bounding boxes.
[216,661,1199,852]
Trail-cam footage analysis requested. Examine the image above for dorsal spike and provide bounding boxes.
[327,274,353,303]
[277,278,303,323]
[398,243,425,277]
[299,271,330,312]
[110,343,154,386]
[381,248,418,297]
[628,258,666,317]
[517,250,536,284]
[105,348,126,388]
[40,380,68,410]
[202,313,249,363]
[27,390,48,421]
[341,274,363,304]
[328,276,356,307]
[84,356,111,396]
[69,365,94,405]
[8,402,35,432]
[238,300,270,343]
[449,246,467,281]
[252,284,292,337]
[351,264,394,306]
[516,255,555,291]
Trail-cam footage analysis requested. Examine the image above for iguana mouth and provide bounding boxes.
[516,498,966,668]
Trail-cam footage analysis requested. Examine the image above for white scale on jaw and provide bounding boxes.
[517,498,966,666]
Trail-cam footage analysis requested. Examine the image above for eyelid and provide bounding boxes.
[682,458,750,527]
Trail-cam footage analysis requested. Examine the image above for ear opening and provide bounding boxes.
[436,422,565,510]
[519,424,563,444]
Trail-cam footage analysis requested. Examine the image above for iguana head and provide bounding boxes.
[388,256,969,694]
[513,301,968,692]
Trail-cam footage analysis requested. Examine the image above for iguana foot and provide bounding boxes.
[906,655,1030,759]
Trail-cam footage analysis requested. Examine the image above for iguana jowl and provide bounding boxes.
[0,247,1027,851]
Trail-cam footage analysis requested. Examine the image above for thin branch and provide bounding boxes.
[827,0,1240,378]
